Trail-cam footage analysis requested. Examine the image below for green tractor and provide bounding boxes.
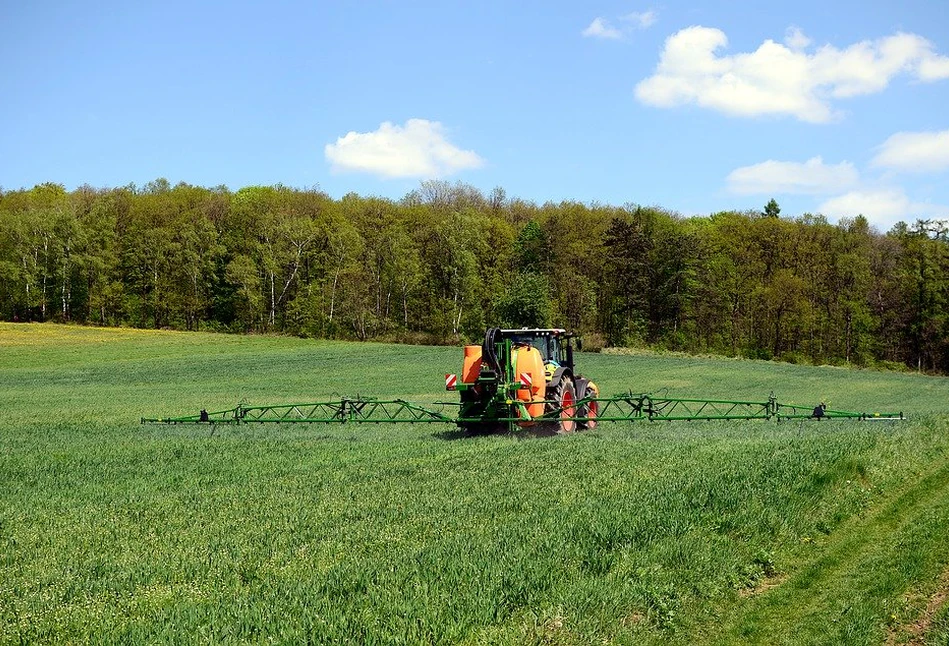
[447,327,599,434]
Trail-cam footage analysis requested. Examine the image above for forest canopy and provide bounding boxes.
[1,180,947,373]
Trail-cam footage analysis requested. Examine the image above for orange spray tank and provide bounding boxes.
[462,345,482,383]
[512,345,546,423]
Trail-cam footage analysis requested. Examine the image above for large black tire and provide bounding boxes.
[550,377,577,433]
[578,384,599,430]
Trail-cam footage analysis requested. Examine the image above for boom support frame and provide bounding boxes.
[142,393,903,426]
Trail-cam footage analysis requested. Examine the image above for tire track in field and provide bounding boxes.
[884,566,949,646]
[711,457,949,645]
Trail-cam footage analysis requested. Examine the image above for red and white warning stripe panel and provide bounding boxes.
[519,373,532,389]
[445,374,458,390]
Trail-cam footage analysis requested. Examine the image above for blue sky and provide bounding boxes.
[3,0,948,229]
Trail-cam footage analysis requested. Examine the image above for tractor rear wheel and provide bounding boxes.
[552,377,577,433]
[578,384,598,430]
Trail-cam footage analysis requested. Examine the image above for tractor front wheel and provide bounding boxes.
[552,377,577,433]
[578,384,598,430]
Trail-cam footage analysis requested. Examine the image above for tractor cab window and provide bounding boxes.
[535,337,550,360]
[509,334,553,361]
[548,336,562,364]
[505,332,569,364]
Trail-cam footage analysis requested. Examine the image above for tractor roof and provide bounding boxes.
[499,328,570,336]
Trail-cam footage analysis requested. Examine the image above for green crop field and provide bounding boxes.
[3,323,949,645]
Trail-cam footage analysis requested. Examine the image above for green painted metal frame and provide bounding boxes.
[142,393,904,426]
[772,402,903,421]
[546,394,903,423]
[141,398,455,425]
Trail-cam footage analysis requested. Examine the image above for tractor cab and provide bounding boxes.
[499,328,576,373]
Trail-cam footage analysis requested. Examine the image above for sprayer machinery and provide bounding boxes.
[142,327,904,429]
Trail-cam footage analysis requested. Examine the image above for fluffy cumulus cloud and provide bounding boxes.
[727,156,859,195]
[324,119,484,179]
[635,27,949,122]
[871,129,949,173]
[784,26,811,50]
[818,189,945,228]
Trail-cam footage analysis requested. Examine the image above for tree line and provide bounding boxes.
[1,180,947,373]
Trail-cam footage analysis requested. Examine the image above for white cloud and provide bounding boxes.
[871,129,949,173]
[784,26,811,50]
[818,188,946,228]
[635,27,949,122]
[324,119,484,179]
[919,55,949,81]
[584,10,656,39]
[582,17,622,40]
[623,10,657,30]
[727,156,859,195]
